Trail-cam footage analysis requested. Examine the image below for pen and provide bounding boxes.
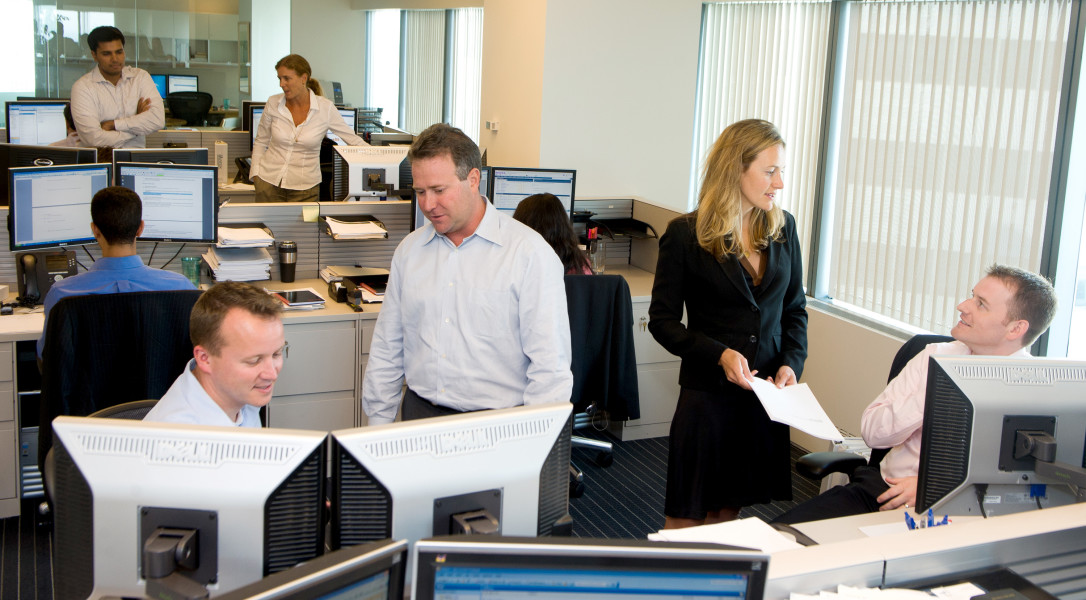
[927,508,934,528]
[904,511,916,530]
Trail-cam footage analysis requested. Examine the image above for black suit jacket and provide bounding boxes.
[648,211,808,393]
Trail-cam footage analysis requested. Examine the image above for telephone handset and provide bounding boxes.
[234,157,253,184]
[16,251,77,305]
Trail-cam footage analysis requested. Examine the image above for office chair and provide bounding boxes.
[38,290,203,475]
[166,91,213,126]
[795,333,955,483]
[564,275,641,497]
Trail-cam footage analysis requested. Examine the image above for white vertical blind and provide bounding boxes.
[402,10,445,134]
[695,1,834,271]
[448,7,484,144]
[827,0,1071,333]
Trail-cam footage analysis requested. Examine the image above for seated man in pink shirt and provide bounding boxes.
[773,265,1056,524]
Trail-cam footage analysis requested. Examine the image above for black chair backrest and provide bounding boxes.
[38,290,203,469]
[88,399,159,420]
[167,91,213,125]
[869,333,955,467]
[563,274,640,421]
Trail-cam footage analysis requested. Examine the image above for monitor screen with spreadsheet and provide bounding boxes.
[114,162,218,243]
[8,163,110,251]
[489,167,576,220]
[5,101,70,146]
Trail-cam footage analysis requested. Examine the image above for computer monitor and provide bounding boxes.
[51,416,328,599]
[114,162,218,243]
[325,107,358,145]
[151,74,168,98]
[216,539,407,600]
[242,100,266,134]
[330,403,573,573]
[916,355,1086,517]
[112,147,209,167]
[413,536,769,600]
[413,166,489,231]
[490,167,576,219]
[5,101,69,145]
[0,143,97,206]
[332,145,411,199]
[167,73,199,94]
[249,104,266,150]
[8,163,111,251]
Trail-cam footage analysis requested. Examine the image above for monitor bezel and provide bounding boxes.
[488,166,577,220]
[114,161,219,244]
[413,536,769,600]
[150,74,168,98]
[8,163,112,251]
[5,100,70,145]
[215,539,407,600]
[0,143,98,206]
[111,147,211,171]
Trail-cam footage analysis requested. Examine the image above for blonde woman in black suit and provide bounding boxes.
[649,119,808,529]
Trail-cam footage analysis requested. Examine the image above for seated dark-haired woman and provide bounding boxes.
[513,193,592,275]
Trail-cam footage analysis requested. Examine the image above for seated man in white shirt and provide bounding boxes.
[144,281,286,427]
[773,265,1057,524]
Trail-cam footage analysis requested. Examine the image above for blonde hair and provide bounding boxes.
[276,54,323,97]
[696,119,786,261]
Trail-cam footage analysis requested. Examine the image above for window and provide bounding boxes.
[694,0,1080,352]
[366,7,483,141]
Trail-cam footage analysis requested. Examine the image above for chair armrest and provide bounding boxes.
[795,451,869,480]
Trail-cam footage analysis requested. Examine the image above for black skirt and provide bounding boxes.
[664,386,792,520]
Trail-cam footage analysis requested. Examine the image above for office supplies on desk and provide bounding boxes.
[319,265,389,283]
[269,288,325,309]
[217,224,274,247]
[320,215,388,239]
[202,246,272,282]
[649,516,803,554]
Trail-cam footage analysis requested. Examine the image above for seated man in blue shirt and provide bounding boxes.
[37,185,196,356]
[144,281,286,427]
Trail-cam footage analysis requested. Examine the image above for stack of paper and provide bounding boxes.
[324,217,387,240]
[217,226,274,248]
[202,246,273,282]
[648,517,802,554]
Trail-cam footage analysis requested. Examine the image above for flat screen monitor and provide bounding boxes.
[112,147,209,167]
[490,167,576,220]
[8,163,111,251]
[51,416,328,598]
[115,162,218,243]
[0,143,97,206]
[242,100,265,134]
[5,101,69,145]
[916,355,1086,517]
[167,73,199,94]
[330,402,573,574]
[325,107,358,145]
[414,536,769,600]
[413,166,489,231]
[250,105,265,150]
[216,539,407,600]
[151,74,167,98]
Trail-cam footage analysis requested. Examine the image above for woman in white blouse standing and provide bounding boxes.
[251,54,367,202]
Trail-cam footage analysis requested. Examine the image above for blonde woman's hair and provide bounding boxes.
[696,119,786,261]
[276,54,323,97]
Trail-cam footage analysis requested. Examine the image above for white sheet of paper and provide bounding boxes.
[648,516,801,554]
[749,378,843,441]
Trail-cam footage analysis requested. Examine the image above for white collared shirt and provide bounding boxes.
[251,90,367,190]
[362,200,573,425]
[69,65,165,148]
[144,359,262,428]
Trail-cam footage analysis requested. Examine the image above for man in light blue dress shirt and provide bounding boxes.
[144,281,286,427]
[37,186,195,356]
[363,124,573,425]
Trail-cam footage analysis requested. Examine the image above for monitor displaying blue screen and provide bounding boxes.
[490,167,576,219]
[8,163,111,251]
[167,74,199,94]
[151,74,167,98]
[115,162,217,243]
[5,101,69,145]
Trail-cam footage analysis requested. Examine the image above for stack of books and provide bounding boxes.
[202,246,273,281]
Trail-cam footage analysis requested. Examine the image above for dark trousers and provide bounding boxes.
[771,465,890,525]
[402,388,468,421]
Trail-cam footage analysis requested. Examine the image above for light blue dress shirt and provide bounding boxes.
[143,359,262,427]
[362,200,573,425]
[37,254,196,356]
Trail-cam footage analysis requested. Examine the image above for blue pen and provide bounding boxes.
[927,508,934,528]
[904,511,916,530]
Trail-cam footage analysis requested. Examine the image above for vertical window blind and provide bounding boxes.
[826,0,1071,334]
[695,0,834,272]
[401,10,446,134]
[448,8,484,143]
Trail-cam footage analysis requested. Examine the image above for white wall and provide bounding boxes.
[539,0,702,213]
[251,0,291,101]
[291,0,368,107]
[478,0,548,167]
